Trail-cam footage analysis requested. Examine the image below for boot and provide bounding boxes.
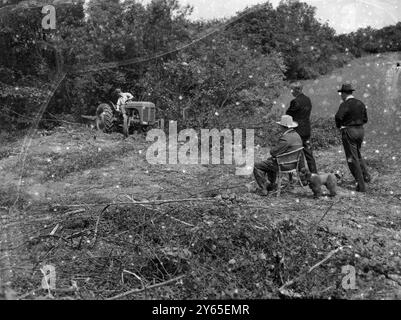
[360,160,371,183]
[356,183,366,193]
[347,162,357,180]
[348,162,366,192]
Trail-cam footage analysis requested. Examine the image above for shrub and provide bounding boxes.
[138,34,285,131]
[310,116,341,150]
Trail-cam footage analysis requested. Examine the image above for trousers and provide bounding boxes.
[253,157,305,189]
[301,137,317,173]
[253,158,279,189]
[341,126,370,191]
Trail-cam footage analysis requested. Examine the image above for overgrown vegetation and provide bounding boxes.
[1,109,400,300]
[1,0,400,145]
[7,201,355,299]
[311,117,342,150]
[1,1,401,301]
[337,23,401,58]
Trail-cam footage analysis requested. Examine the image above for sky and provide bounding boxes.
[3,1,399,34]
[154,0,401,34]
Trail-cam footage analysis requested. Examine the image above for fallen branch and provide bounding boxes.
[17,286,78,300]
[308,199,341,233]
[298,199,342,251]
[115,198,216,206]
[66,229,91,240]
[124,195,195,228]
[65,209,86,215]
[308,247,345,273]
[91,198,213,247]
[279,246,346,292]
[53,204,102,208]
[387,274,401,286]
[107,275,185,300]
[189,184,246,197]
[55,198,215,209]
[29,234,74,247]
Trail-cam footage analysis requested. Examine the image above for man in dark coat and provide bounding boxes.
[286,82,318,173]
[335,84,371,192]
[253,115,303,196]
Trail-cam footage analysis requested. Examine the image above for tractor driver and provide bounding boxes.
[115,88,134,113]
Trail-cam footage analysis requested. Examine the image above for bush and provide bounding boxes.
[138,34,285,131]
[310,116,341,150]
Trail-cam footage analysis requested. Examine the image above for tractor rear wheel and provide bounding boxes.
[96,103,114,133]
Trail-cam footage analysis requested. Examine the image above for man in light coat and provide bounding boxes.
[253,115,303,196]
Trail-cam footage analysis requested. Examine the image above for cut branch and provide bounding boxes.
[91,198,214,247]
[279,246,347,292]
[107,275,185,300]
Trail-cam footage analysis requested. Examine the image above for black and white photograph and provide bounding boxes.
[0,0,400,305]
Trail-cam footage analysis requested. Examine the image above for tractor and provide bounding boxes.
[83,101,163,137]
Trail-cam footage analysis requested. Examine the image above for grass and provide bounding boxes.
[42,144,135,181]
[11,139,136,182]
[274,52,401,140]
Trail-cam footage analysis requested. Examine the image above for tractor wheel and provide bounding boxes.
[123,115,129,138]
[96,103,114,133]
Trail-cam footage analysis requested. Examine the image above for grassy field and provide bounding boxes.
[0,53,400,300]
[274,52,401,144]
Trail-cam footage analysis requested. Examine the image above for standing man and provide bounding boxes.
[253,115,303,196]
[286,82,318,173]
[335,84,371,192]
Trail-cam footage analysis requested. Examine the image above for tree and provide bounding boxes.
[138,31,285,129]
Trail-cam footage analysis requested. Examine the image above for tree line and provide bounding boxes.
[0,0,399,136]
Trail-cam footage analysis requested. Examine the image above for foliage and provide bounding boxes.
[227,1,351,80]
[338,23,401,57]
[1,0,401,145]
[138,33,285,130]
[310,116,342,150]
[9,201,355,299]
[0,82,50,132]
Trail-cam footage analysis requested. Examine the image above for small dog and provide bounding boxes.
[300,168,337,198]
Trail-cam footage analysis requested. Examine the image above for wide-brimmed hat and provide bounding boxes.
[276,115,298,128]
[338,84,355,93]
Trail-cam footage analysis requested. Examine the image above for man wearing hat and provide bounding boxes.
[286,82,318,174]
[253,115,303,195]
[335,84,371,192]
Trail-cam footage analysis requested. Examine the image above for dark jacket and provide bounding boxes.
[270,129,303,158]
[286,93,312,139]
[335,98,368,128]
